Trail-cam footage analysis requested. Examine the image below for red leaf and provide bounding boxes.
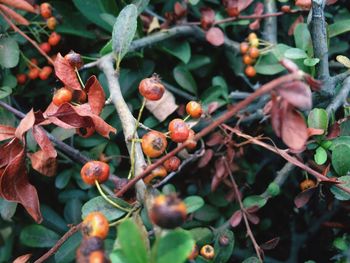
[32,126,57,158]
[13,254,32,263]
[249,2,264,31]
[200,7,215,30]
[206,132,224,147]
[85,75,106,115]
[0,139,42,223]
[0,138,22,168]
[277,80,312,110]
[246,205,260,213]
[174,2,186,18]
[0,125,15,141]
[307,127,324,137]
[237,0,253,11]
[260,237,280,250]
[206,27,225,46]
[230,210,242,227]
[15,109,35,139]
[29,150,57,177]
[327,122,340,139]
[294,187,316,208]
[215,157,227,179]
[0,4,29,25]
[295,0,311,9]
[270,95,284,138]
[0,0,36,13]
[207,102,220,114]
[54,53,81,91]
[246,212,260,225]
[288,15,304,36]
[198,149,214,168]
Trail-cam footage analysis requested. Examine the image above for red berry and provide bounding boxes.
[141,131,168,158]
[28,68,40,80]
[39,42,51,54]
[144,165,168,184]
[48,32,61,46]
[39,66,53,80]
[40,3,52,19]
[186,101,203,119]
[200,245,215,260]
[240,42,249,54]
[82,212,109,239]
[64,50,83,69]
[80,161,110,185]
[52,87,73,106]
[248,47,260,59]
[47,17,57,30]
[138,75,165,101]
[245,66,256,78]
[163,156,181,172]
[16,74,27,85]
[168,118,189,143]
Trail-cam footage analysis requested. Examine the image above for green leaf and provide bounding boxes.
[340,120,350,136]
[214,230,234,263]
[117,219,149,263]
[20,225,60,248]
[173,66,197,95]
[314,146,328,165]
[41,204,68,233]
[242,257,260,263]
[329,19,350,38]
[161,40,191,64]
[100,39,112,55]
[155,229,194,263]
[64,199,82,224]
[333,237,349,251]
[189,227,213,246]
[307,108,328,131]
[255,44,289,75]
[194,204,220,222]
[332,144,350,176]
[294,23,312,51]
[55,232,82,263]
[304,58,320,67]
[185,55,211,70]
[189,0,200,4]
[162,184,177,195]
[330,136,350,150]
[0,198,17,221]
[284,48,308,59]
[112,4,138,66]
[0,86,13,99]
[132,0,150,14]
[267,182,280,197]
[110,249,129,263]
[330,176,350,200]
[81,196,129,221]
[243,195,267,208]
[184,196,204,213]
[0,37,19,68]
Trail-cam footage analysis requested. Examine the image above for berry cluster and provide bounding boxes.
[187,244,215,261]
[240,33,260,78]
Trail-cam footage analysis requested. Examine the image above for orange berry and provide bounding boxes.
[39,42,51,54]
[89,250,106,263]
[186,101,203,118]
[138,75,165,101]
[200,245,215,260]
[52,87,73,106]
[47,17,57,30]
[40,3,52,19]
[39,66,53,80]
[240,42,249,54]
[144,165,168,184]
[141,131,167,158]
[300,179,316,191]
[245,66,256,78]
[188,244,199,260]
[281,5,291,13]
[243,54,255,65]
[48,32,61,46]
[82,212,109,239]
[248,47,260,59]
[28,68,40,80]
[185,129,197,151]
[29,58,38,68]
[163,156,181,172]
[16,74,27,85]
[226,6,239,17]
[248,33,257,42]
[64,50,83,69]
[80,161,110,185]
[149,195,187,229]
[168,118,189,143]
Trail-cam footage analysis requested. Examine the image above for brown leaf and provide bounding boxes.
[246,212,260,225]
[277,80,312,110]
[294,187,316,208]
[288,15,304,36]
[145,89,178,122]
[307,127,324,137]
[85,75,106,115]
[29,150,57,177]
[215,157,227,179]
[0,4,29,25]
[206,132,224,147]
[260,237,280,250]
[13,253,32,263]
[327,122,340,139]
[230,210,242,227]
[206,27,225,46]
[15,109,35,139]
[198,149,214,168]
[32,126,57,158]
[270,95,284,138]
[237,0,253,11]
[249,2,264,31]
[0,124,15,141]
[295,0,311,9]
[0,138,22,168]
[54,53,81,91]
[0,139,42,223]
[200,7,215,30]
[0,0,35,13]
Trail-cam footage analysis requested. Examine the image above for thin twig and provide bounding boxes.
[326,76,350,115]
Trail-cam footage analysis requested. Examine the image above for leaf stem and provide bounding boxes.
[95,181,131,212]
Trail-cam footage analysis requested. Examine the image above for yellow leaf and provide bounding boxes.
[336,55,350,68]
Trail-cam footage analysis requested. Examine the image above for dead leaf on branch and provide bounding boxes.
[0,125,16,141]
[249,2,264,30]
[277,80,312,110]
[85,75,106,115]
[145,89,178,122]
[0,0,36,13]
[54,53,82,92]
[0,4,29,25]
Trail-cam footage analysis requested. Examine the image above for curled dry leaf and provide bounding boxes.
[0,4,29,25]
[198,149,214,168]
[0,124,16,141]
[29,150,57,177]
[277,80,312,110]
[206,132,224,147]
[246,212,260,225]
[223,0,254,12]
[85,75,106,115]
[230,210,243,227]
[32,126,57,158]
[54,53,82,91]
[15,109,36,139]
[0,0,36,13]
[206,27,225,46]
[145,89,178,122]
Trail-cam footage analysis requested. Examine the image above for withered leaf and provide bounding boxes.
[32,126,57,158]
[277,81,312,110]
[15,109,35,139]
[206,27,225,46]
[29,150,57,177]
[260,237,280,250]
[0,4,29,25]
[246,212,260,225]
[13,253,32,263]
[230,210,242,227]
[85,75,106,115]
[0,0,36,13]
[198,149,214,168]
[0,124,15,141]
[54,53,81,91]
[294,187,316,208]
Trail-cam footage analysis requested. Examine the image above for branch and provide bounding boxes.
[262,0,278,43]
[34,223,82,263]
[326,76,350,115]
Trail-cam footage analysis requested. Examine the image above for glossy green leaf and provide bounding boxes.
[255,44,289,75]
[189,227,213,246]
[330,136,350,150]
[284,48,308,59]
[194,204,220,222]
[185,55,211,70]
[0,37,19,68]
[294,23,312,51]
[173,66,197,95]
[304,58,320,67]
[243,195,267,208]
[161,40,191,64]
[20,225,60,248]
[0,86,12,99]
[332,144,350,176]
[110,249,129,263]
[41,205,68,233]
[329,19,350,38]
[184,196,204,213]
[55,232,82,263]
[314,146,327,165]
[64,199,82,224]
[214,230,234,263]
[331,176,350,200]
[112,4,138,65]
[100,39,112,55]
[132,0,150,14]
[307,108,328,131]
[0,198,17,221]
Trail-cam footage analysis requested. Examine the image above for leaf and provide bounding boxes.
[161,40,191,64]
[0,86,12,99]
[173,66,197,95]
[189,228,213,246]
[278,80,312,110]
[29,150,57,177]
[145,89,178,122]
[230,210,242,227]
[284,48,308,59]
[117,219,149,263]
[0,37,19,68]
[0,4,29,25]
[0,198,17,221]
[20,225,60,248]
[13,254,32,263]
[332,144,350,176]
[294,187,316,208]
[32,126,57,158]
[214,229,234,263]
[314,146,327,165]
[206,27,225,46]
[0,0,35,13]
[242,257,260,263]
[184,196,204,213]
[260,237,280,250]
[85,75,106,115]
[55,232,82,263]
[0,124,15,141]
[294,23,311,51]
[331,176,350,200]
[155,229,194,263]
[53,53,81,91]
[329,20,350,38]
[336,55,350,68]
[308,108,328,132]
[243,195,267,208]
[112,4,138,65]
[255,44,289,75]
[194,204,220,222]
[303,58,320,67]
[81,196,128,221]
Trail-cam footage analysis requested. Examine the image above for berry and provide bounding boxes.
[226,6,239,17]
[186,101,203,119]
[188,244,199,260]
[76,237,104,261]
[281,5,291,13]
[163,156,181,172]
[64,50,83,69]
[52,87,73,106]
[82,212,109,239]
[243,54,255,65]
[48,32,61,46]
[185,129,197,151]
[80,160,110,185]
[295,0,312,10]
[248,32,257,42]
[168,118,189,143]
[138,75,165,101]
[47,17,57,30]
[16,74,27,85]
[248,47,260,59]
[40,3,52,19]
[29,58,38,68]
[240,42,249,54]
[245,66,256,78]
[39,66,53,80]
[141,131,167,158]
[149,195,187,229]
[39,42,51,54]
[300,179,316,191]
[89,251,107,263]
[144,165,167,184]
[28,68,40,80]
[200,245,215,260]
[250,38,259,48]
